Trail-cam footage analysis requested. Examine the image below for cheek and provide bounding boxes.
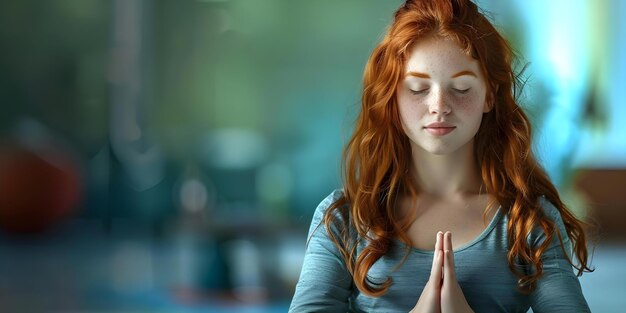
[398,88,431,113]
[397,93,412,119]
[454,94,485,114]
[398,98,427,124]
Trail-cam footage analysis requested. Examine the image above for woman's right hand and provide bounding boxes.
[410,231,444,313]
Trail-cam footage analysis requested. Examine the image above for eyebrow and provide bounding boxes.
[451,70,477,78]
[406,71,431,78]
[406,70,477,79]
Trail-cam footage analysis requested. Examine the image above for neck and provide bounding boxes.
[410,140,483,198]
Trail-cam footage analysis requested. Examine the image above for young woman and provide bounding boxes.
[289,0,593,312]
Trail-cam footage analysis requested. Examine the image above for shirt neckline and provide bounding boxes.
[394,205,503,255]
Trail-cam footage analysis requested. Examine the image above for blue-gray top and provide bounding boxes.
[289,189,590,313]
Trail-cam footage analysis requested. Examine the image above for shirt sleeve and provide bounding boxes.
[528,197,591,313]
[288,189,354,313]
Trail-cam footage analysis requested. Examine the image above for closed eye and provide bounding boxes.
[453,88,470,94]
[410,88,429,95]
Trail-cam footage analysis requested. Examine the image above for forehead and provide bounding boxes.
[404,36,481,74]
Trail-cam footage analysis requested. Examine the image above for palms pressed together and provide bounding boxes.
[411,231,474,313]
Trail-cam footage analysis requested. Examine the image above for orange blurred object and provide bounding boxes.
[0,145,80,233]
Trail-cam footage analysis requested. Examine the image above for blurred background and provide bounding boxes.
[0,0,624,312]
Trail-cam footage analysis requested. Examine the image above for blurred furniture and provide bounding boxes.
[574,168,626,240]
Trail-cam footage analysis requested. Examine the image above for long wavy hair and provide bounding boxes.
[322,0,593,296]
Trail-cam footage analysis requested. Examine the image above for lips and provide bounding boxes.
[424,122,456,136]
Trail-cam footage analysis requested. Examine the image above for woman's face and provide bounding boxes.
[397,36,490,155]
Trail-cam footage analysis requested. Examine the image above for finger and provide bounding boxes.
[429,232,444,281]
[443,233,456,281]
[430,249,444,287]
[443,231,452,251]
[444,250,457,281]
[435,231,443,252]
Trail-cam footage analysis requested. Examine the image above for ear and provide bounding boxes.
[483,92,494,113]
[483,85,498,113]
[483,97,493,113]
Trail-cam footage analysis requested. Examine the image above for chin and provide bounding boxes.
[426,147,455,155]
[409,135,472,156]
[416,143,456,155]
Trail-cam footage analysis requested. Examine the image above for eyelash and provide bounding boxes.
[410,89,429,95]
[409,88,470,95]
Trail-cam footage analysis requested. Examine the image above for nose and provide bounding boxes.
[428,88,451,115]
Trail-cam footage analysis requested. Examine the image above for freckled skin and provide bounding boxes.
[397,36,491,155]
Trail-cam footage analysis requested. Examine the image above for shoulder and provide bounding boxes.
[311,188,346,221]
[536,196,568,236]
[537,196,561,221]
[528,196,571,250]
[315,188,345,213]
[308,188,350,237]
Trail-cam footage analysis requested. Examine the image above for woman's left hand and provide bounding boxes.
[440,231,474,313]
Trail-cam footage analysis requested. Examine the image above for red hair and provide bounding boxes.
[322,0,593,296]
